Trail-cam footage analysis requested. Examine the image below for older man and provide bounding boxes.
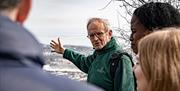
[51,18,135,91]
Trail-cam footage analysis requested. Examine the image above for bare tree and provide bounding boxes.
[111,0,180,52]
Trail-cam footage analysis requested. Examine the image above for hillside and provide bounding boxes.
[42,44,94,81]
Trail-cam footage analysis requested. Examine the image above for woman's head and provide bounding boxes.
[134,2,180,31]
[136,27,180,91]
[0,0,21,11]
[130,2,180,54]
[0,0,31,23]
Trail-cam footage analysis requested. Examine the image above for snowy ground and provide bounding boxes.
[42,44,93,81]
[43,62,87,81]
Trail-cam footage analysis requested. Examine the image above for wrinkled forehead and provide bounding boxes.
[87,21,105,31]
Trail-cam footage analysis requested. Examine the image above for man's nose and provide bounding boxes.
[93,34,99,40]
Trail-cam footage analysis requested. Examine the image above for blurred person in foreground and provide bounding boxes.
[133,27,180,91]
[50,18,135,91]
[0,0,103,91]
[130,2,180,55]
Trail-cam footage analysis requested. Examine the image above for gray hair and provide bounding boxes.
[87,17,111,31]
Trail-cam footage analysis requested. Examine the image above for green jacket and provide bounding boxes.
[63,37,135,91]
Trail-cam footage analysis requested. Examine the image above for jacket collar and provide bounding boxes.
[95,37,121,54]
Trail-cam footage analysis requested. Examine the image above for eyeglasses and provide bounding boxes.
[87,31,108,39]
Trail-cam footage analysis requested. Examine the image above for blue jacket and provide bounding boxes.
[0,15,103,91]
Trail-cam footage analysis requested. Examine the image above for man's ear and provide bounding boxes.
[108,30,113,37]
[16,0,32,24]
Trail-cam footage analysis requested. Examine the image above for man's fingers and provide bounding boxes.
[50,42,55,47]
[51,50,56,52]
[50,44,55,49]
[58,37,64,48]
[51,40,58,45]
[58,37,62,46]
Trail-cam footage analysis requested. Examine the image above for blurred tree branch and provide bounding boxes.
[113,0,180,51]
[98,0,180,52]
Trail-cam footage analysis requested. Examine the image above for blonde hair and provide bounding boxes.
[138,27,180,91]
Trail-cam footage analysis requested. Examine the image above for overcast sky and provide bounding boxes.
[25,0,127,47]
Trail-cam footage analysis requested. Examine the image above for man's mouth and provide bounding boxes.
[94,42,100,46]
